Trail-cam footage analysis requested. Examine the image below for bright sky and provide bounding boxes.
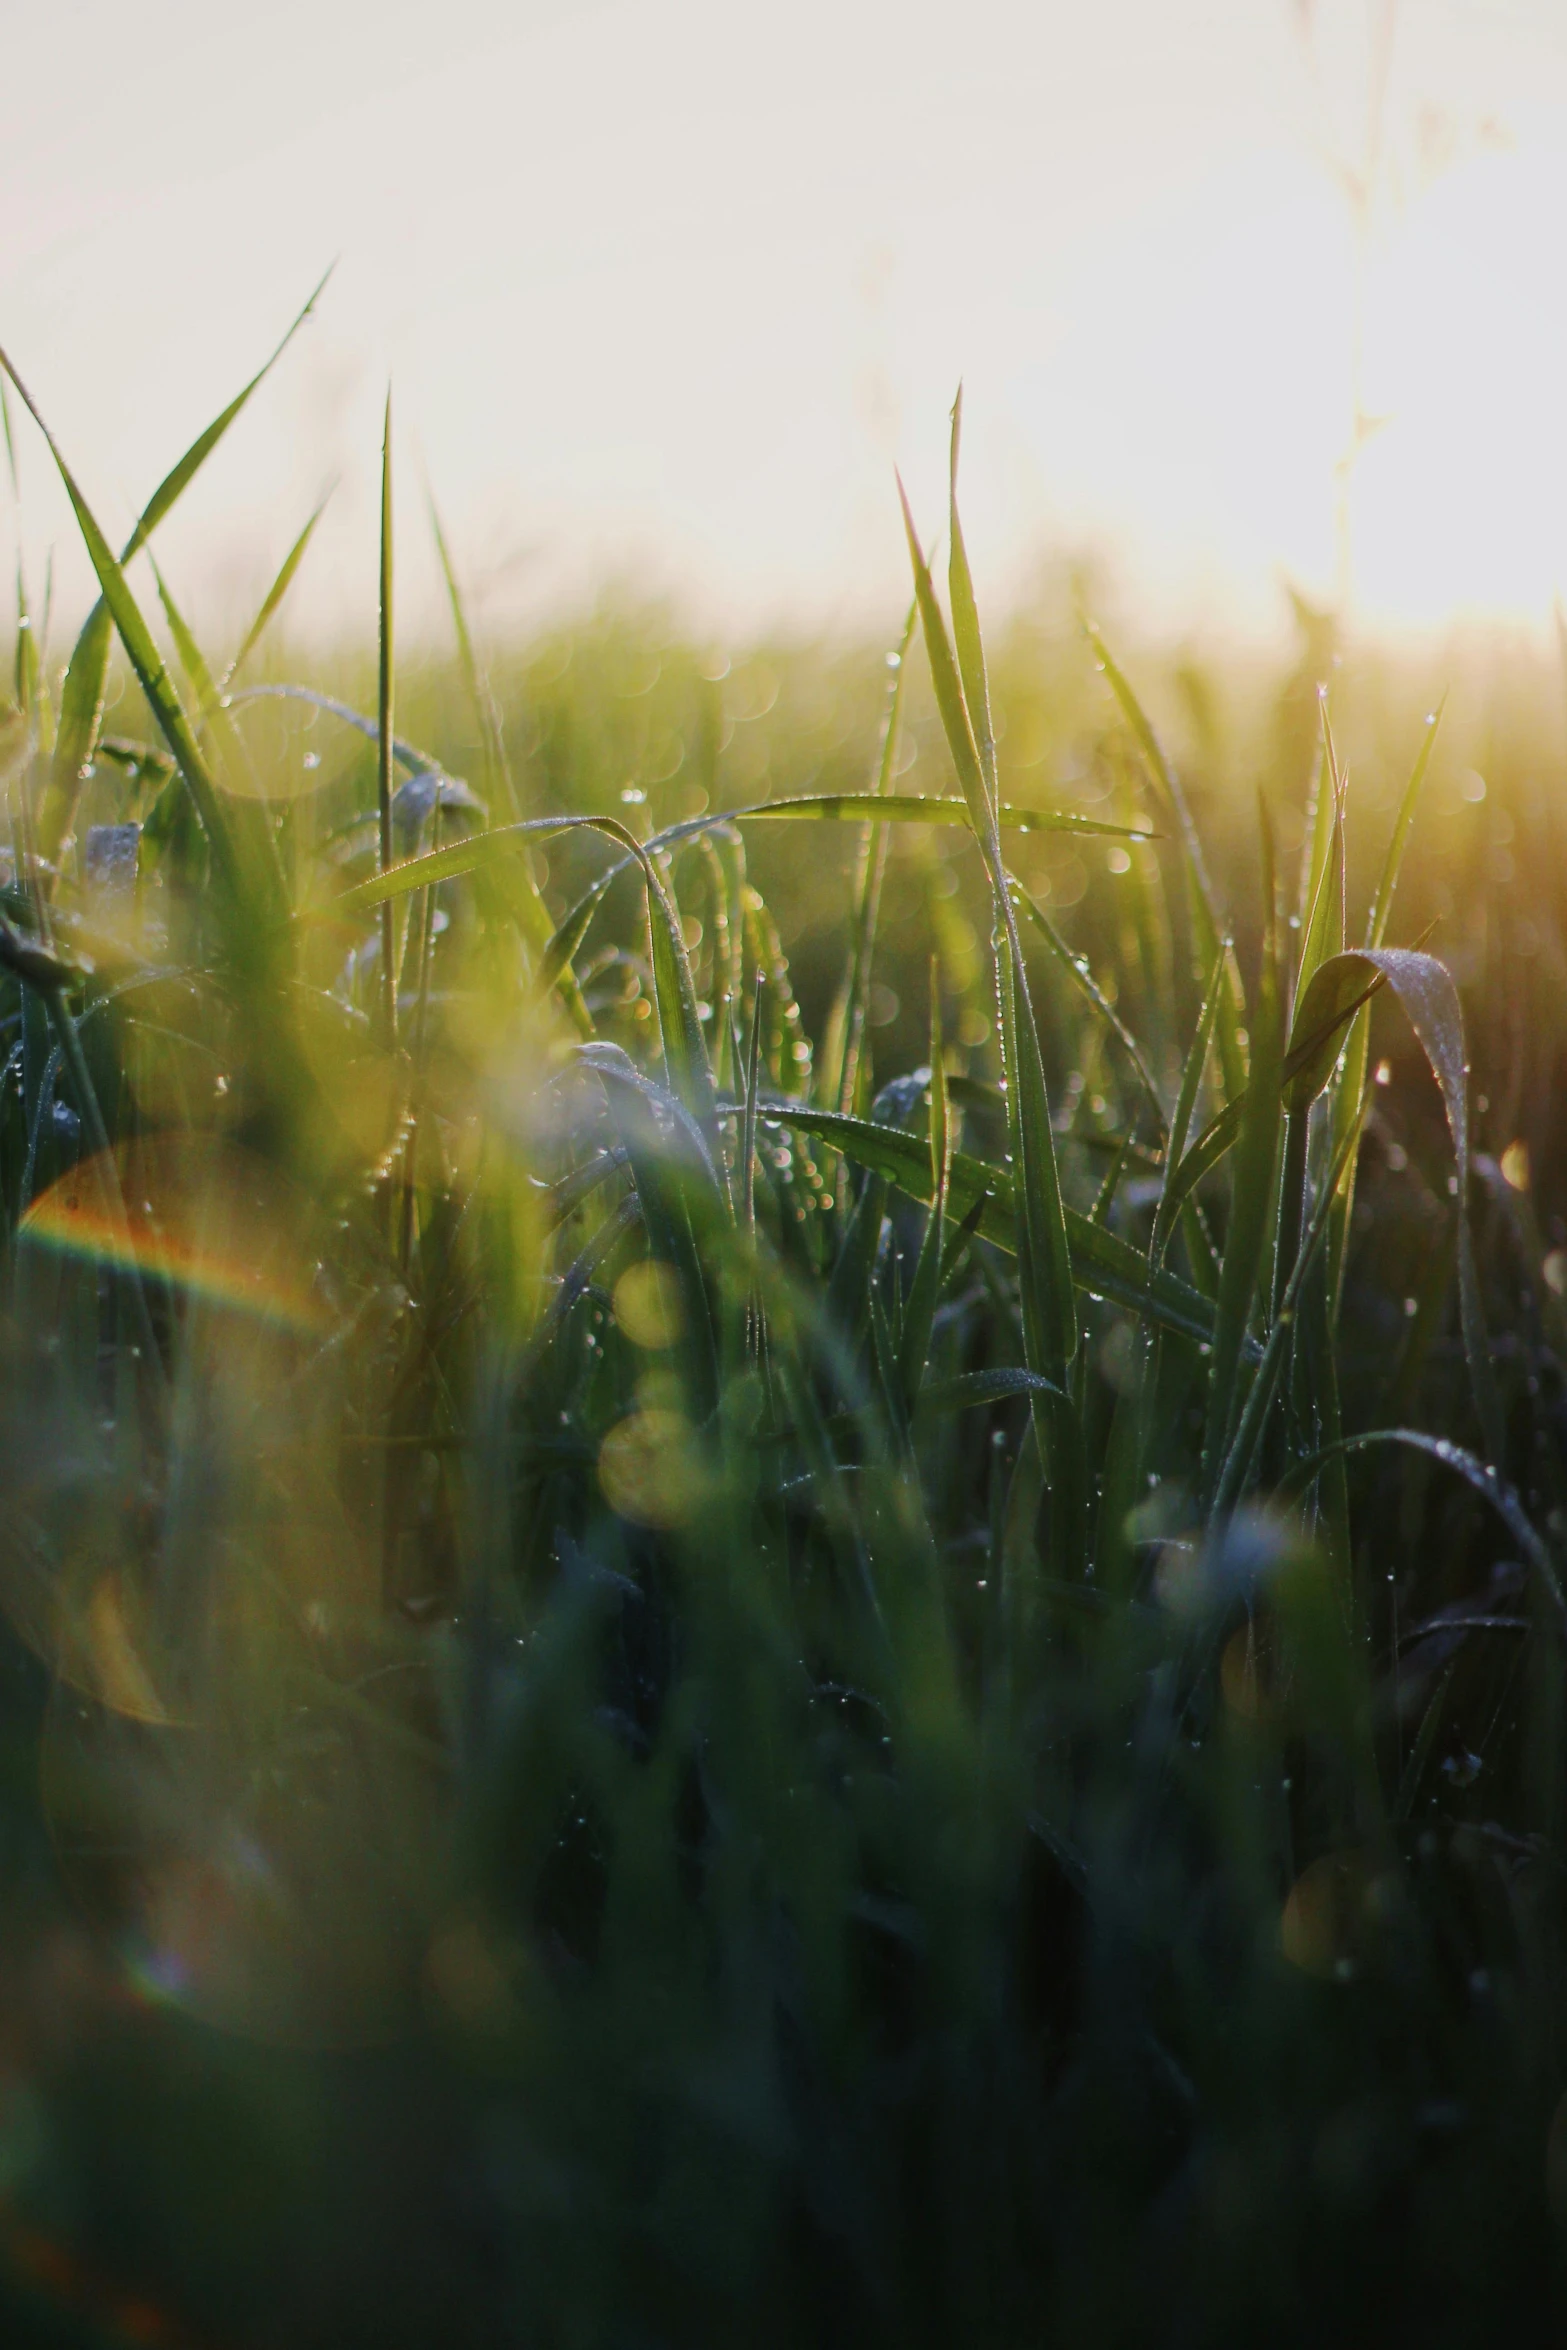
[4,0,1567,648]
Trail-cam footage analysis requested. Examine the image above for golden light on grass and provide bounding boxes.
[1500,1139,1531,1192]
[612,1259,686,1351]
[598,1408,704,1528]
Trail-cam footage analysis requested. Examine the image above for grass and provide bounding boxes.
[0,301,1565,2345]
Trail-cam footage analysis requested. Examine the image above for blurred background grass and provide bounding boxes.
[1,556,1566,2344]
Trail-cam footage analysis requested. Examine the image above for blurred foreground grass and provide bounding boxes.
[0,316,1565,2346]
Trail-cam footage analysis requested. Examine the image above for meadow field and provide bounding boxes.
[1,319,1567,2345]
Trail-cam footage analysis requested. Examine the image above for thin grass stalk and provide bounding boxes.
[829,601,917,1117]
[377,390,397,1052]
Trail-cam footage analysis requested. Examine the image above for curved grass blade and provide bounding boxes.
[335,790,1152,919]
[1328,703,1445,1306]
[1211,1089,1366,1516]
[1158,964,1390,1248]
[1278,1427,1564,1632]
[578,1046,721,1416]
[1290,944,1504,1466]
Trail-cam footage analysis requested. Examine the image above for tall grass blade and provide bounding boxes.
[220,494,332,691]
[1291,944,1504,1467]
[35,269,331,864]
[1152,940,1228,1267]
[824,600,916,1116]
[1009,877,1166,1142]
[0,348,240,901]
[1200,802,1283,1489]
[1085,622,1247,1101]
[1327,704,1445,1306]
[898,966,949,1410]
[377,390,397,1047]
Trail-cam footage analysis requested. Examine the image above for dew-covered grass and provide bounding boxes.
[0,301,1565,2345]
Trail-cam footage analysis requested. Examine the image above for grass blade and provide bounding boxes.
[220,493,333,691]
[1085,621,1247,1102]
[743,1102,1220,1350]
[377,390,397,1047]
[35,269,331,865]
[336,795,1152,917]
[1327,703,1445,1306]
[0,347,240,902]
[1200,802,1284,1489]
[1009,876,1167,1142]
[1152,940,1228,1267]
[898,965,949,1410]
[823,600,917,1116]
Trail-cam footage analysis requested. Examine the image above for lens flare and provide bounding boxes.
[20,1134,329,1336]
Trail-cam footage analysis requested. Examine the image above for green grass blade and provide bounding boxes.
[901,465,1078,1402]
[920,1368,1067,1416]
[377,390,397,1045]
[896,476,993,858]
[645,845,719,1150]
[336,796,1151,916]
[823,600,917,1116]
[1293,702,1346,1011]
[0,378,19,499]
[150,554,223,718]
[1284,941,1503,1462]
[35,268,331,864]
[1152,941,1228,1267]
[0,346,239,900]
[1326,704,1445,1309]
[946,389,998,822]
[221,493,332,690]
[898,966,949,1409]
[745,1103,1219,1350]
[1366,701,1444,953]
[1212,1090,1366,1515]
[1085,621,1247,1102]
[1009,876,1166,1142]
[1278,1429,1563,1632]
[1200,809,1284,1488]
[430,496,521,827]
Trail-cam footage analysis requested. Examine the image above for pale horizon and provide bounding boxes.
[6,0,1567,656]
